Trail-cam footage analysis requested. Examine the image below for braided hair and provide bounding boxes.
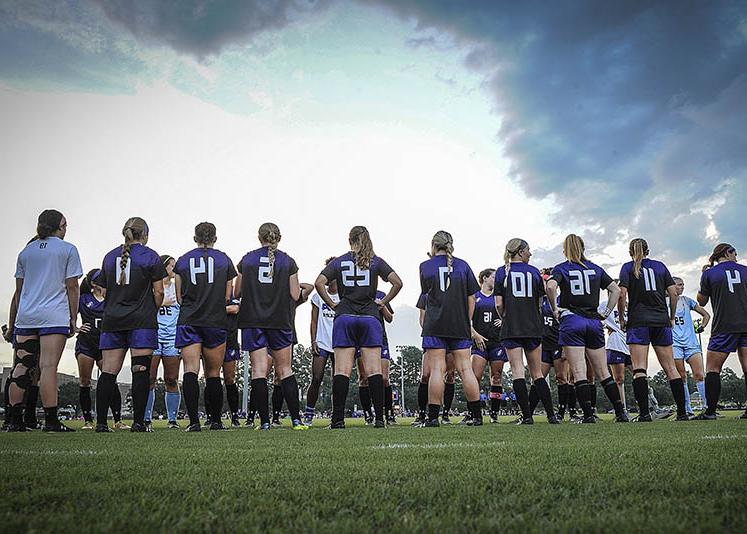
[258,222,281,278]
[431,230,454,289]
[119,217,148,285]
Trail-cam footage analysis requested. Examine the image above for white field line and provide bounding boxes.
[700,434,747,440]
[370,441,506,450]
[2,449,99,456]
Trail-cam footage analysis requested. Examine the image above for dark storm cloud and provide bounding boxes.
[369,0,747,262]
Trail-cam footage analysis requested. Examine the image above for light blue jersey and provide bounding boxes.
[155,283,180,356]
[672,296,700,349]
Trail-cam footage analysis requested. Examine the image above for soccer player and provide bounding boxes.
[94,217,167,432]
[470,268,507,424]
[671,277,710,416]
[235,222,307,431]
[376,290,396,424]
[617,238,688,422]
[545,234,627,423]
[145,255,181,430]
[603,296,631,413]
[419,231,483,427]
[314,225,402,429]
[174,222,237,432]
[75,269,127,430]
[495,238,555,425]
[305,257,339,425]
[224,297,242,427]
[6,209,83,432]
[695,243,747,420]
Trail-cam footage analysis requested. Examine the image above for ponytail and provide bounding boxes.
[563,234,587,267]
[258,222,281,277]
[349,226,374,270]
[119,217,148,285]
[80,269,99,295]
[36,209,64,240]
[628,238,649,279]
[704,243,734,271]
[504,238,528,278]
[431,230,454,290]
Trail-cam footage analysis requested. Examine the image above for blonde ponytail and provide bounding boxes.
[504,238,528,277]
[258,222,281,277]
[349,226,374,270]
[432,230,454,290]
[629,238,649,279]
[563,234,588,267]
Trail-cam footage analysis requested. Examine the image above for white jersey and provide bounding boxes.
[311,291,339,352]
[15,236,83,328]
[601,300,629,355]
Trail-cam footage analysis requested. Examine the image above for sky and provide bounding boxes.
[1,0,746,379]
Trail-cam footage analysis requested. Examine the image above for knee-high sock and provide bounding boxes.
[131,357,151,426]
[696,379,706,409]
[384,385,393,417]
[271,384,284,420]
[601,377,625,417]
[490,385,502,416]
[557,384,569,415]
[589,383,597,413]
[332,375,350,424]
[368,374,385,422]
[110,384,122,422]
[669,378,686,417]
[443,382,455,415]
[144,388,155,422]
[206,377,223,423]
[683,380,692,414]
[534,377,555,417]
[280,375,302,421]
[226,383,239,415]
[513,378,531,419]
[251,378,270,425]
[24,385,40,425]
[705,372,720,415]
[95,372,117,426]
[468,400,482,421]
[165,391,181,422]
[79,386,92,422]
[359,385,372,417]
[567,384,577,413]
[248,387,256,420]
[575,379,593,418]
[417,382,428,417]
[528,384,539,413]
[632,376,650,417]
[306,378,322,410]
[203,385,212,420]
[183,372,200,426]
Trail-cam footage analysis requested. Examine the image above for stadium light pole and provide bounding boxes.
[396,345,405,413]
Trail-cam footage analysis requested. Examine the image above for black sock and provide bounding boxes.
[489,385,502,416]
[281,375,302,421]
[272,384,284,420]
[183,372,200,426]
[428,403,441,421]
[589,382,597,413]
[443,382,455,415]
[332,375,350,424]
[567,384,577,414]
[513,378,530,419]
[110,383,122,422]
[528,384,539,413]
[79,386,92,422]
[601,376,624,416]
[43,406,58,427]
[359,385,372,418]
[632,376,650,417]
[24,385,40,425]
[705,371,720,415]
[248,388,256,420]
[534,377,555,417]
[95,372,117,426]
[203,385,212,420]
[669,378,686,417]
[3,376,11,424]
[467,400,482,421]
[252,378,270,425]
[384,385,393,417]
[226,383,239,415]
[368,374,385,422]
[557,384,569,415]
[575,379,593,418]
[417,381,428,417]
[206,377,223,423]
[130,356,151,426]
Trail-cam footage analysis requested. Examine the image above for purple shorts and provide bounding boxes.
[224,347,241,362]
[607,349,632,366]
[100,329,158,351]
[176,325,227,349]
[332,315,382,348]
[541,348,562,365]
[626,326,672,347]
[707,333,747,354]
[502,337,542,351]
[559,314,605,349]
[472,343,508,362]
[316,348,334,359]
[242,327,293,352]
[75,338,102,360]
[15,327,70,338]
[422,336,472,352]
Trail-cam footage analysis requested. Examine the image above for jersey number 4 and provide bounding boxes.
[726,270,742,293]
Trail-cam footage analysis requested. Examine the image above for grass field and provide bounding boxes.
[2,415,747,533]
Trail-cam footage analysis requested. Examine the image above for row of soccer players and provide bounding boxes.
[4,209,746,431]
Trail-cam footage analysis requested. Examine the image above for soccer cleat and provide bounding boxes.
[231,416,241,428]
[291,419,309,431]
[458,415,473,425]
[4,422,27,432]
[580,416,596,424]
[328,421,345,429]
[547,415,561,425]
[468,417,484,426]
[209,422,226,430]
[373,419,386,428]
[95,423,113,433]
[203,418,213,427]
[81,421,94,430]
[245,418,255,427]
[43,422,75,432]
[441,414,452,425]
[615,413,630,423]
[490,415,499,424]
[693,412,717,421]
[303,415,314,427]
[131,422,152,432]
[364,415,374,426]
[257,422,271,431]
[271,418,282,428]
[168,420,180,429]
[184,423,202,432]
[411,415,425,427]
[652,409,672,420]
[24,420,42,430]
[114,421,130,430]
[516,417,534,425]
[144,421,153,432]
[674,414,692,421]
[634,414,653,423]
[422,418,440,427]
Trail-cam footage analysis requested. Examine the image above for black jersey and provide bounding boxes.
[619,258,674,328]
[550,260,613,318]
[472,290,501,342]
[78,292,104,347]
[226,298,240,351]
[95,243,167,331]
[237,247,298,330]
[494,262,545,339]
[420,255,480,339]
[321,252,394,318]
[376,290,394,345]
[541,297,560,351]
[174,247,237,329]
[699,261,747,335]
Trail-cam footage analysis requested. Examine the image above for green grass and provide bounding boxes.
[2,415,746,533]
